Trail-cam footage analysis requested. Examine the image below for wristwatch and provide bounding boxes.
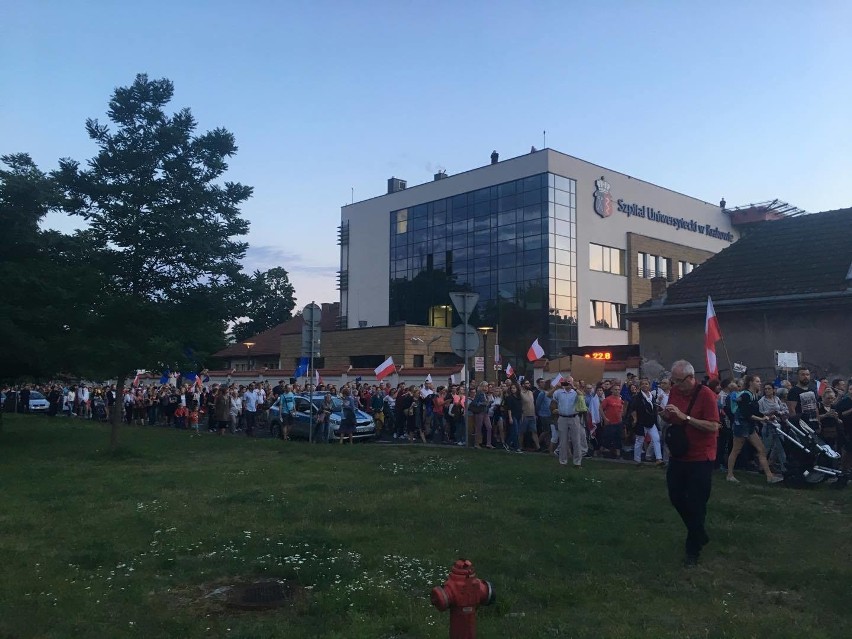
[685,416,692,423]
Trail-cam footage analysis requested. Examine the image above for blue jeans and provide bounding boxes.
[508,417,520,449]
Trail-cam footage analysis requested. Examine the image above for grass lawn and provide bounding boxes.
[0,414,850,639]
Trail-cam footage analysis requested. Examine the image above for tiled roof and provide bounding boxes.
[214,302,339,358]
[656,208,852,306]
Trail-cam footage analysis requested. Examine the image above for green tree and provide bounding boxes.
[231,267,296,342]
[54,74,252,450]
[0,154,78,381]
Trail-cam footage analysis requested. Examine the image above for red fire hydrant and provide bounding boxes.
[430,559,495,639]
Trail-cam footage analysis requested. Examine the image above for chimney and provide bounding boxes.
[650,276,668,302]
[387,177,407,194]
[490,150,499,164]
[434,170,447,181]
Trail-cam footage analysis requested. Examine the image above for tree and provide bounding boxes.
[231,267,296,342]
[0,154,80,381]
[54,74,252,450]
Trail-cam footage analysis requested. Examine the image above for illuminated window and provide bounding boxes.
[429,305,453,327]
[395,209,408,234]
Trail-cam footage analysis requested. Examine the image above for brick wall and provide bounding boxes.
[280,325,454,371]
[626,233,716,343]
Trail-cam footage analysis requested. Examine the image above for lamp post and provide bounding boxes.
[243,341,255,373]
[478,326,494,383]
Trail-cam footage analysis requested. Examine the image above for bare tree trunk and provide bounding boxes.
[110,376,126,452]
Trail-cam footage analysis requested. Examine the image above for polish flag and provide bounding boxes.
[527,338,545,361]
[315,369,322,387]
[817,379,827,397]
[374,356,396,381]
[551,372,563,386]
[705,296,723,377]
[195,374,203,391]
[505,363,515,378]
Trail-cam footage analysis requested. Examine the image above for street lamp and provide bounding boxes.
[478,326,494,383]
[243,341,255,371]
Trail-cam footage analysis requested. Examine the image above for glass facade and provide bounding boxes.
[388,172,577,364]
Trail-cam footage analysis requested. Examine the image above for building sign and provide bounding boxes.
[594,175,733,242]
[616,199,734,242]
[474,356,484,372]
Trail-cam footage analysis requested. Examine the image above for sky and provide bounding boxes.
[2,1,851,308]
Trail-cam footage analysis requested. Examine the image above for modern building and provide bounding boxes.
[339,148,737,369]
[630,207,852,380]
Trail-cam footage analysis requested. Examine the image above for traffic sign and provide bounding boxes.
[450,324,480,358]
[449,292,479,325]
[303,302,322,326]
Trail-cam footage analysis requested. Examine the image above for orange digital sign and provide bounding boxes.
[584,352,612,360]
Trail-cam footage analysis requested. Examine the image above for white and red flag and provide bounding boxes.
[374,356,396,381]
[527,338,545,361]
[505,363,515,378]
[551,372,564,386]
[315,369,322,387]
[705,296,723,377]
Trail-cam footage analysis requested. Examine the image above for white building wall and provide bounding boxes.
[546,150,735,345]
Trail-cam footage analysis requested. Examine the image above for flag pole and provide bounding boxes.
[718,336,735,379]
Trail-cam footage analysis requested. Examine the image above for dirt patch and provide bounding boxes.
[166,576,309,616]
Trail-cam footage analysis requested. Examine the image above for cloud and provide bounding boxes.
[243,245,338,276]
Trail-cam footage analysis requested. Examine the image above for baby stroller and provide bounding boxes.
[92,398,107,422]
[771,419,845,487]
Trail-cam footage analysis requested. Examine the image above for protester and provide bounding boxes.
[628,377,664,467]
[662,360,720,567]
[726,375,784,484]
[548,377,584,468]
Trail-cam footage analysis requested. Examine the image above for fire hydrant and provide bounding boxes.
[430,559,495,639]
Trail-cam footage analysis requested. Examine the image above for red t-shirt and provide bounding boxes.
[667,383,720,461]
[600,395,624,424]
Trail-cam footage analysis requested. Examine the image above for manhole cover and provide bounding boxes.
[226,580,292,610]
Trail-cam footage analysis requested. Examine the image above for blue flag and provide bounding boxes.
[294,357,309,377]
[159,369,170,385]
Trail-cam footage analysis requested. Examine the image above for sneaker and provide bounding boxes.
[767,475,784,484]
[726,476,739,483]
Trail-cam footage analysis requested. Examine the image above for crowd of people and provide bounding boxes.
[6,366,849,475]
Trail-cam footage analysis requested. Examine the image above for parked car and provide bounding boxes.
[269,393,376,441]
[3,390,50,413]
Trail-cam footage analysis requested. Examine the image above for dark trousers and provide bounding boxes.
[666,459,714,558]
[245,410,256,435]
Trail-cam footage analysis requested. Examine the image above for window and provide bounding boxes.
[395,209,408,234]
[429,305,453,327]
[637,252,654,278]
[413,354,424,368]
[590,300,628,330]
[589,243,625,275]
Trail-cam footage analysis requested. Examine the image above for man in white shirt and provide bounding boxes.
[548,377,584,467]
[243,383,258,436]
[77,385,90,418]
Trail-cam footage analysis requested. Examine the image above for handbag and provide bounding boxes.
[665,386,700,458]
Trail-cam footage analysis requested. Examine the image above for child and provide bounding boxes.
[188,400,200,436]
[174,403,188,429]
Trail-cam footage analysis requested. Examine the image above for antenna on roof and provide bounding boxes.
[543,130,546,148]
